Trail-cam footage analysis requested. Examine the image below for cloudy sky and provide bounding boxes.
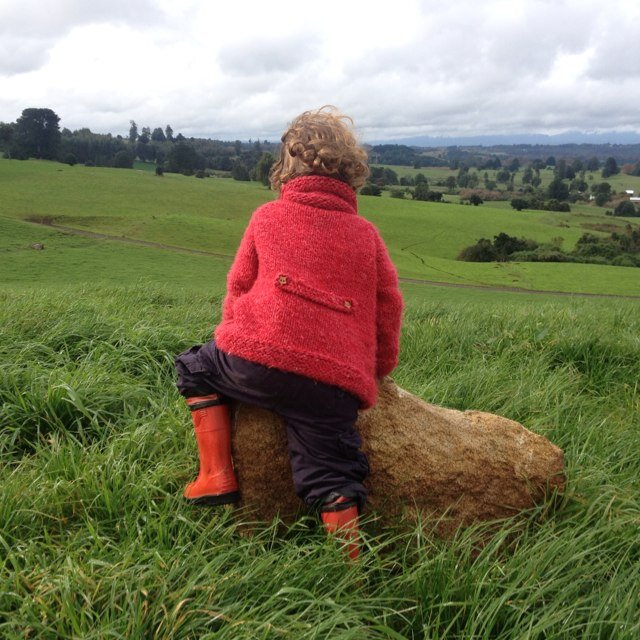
[1,0,640,142]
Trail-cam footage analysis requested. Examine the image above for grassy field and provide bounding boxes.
[1,157,639,637]
[1,158,639,297]
[1,286,639,638]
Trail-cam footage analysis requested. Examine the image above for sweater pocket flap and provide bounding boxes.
[275,274,354,314]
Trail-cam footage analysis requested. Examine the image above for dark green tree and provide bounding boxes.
[15,108,61,159]
[151,127,166,142]
[129,120,138,144]
[231,160,250,181]
[570,177,588,193]
[166,142,201,174]
[360,182,382,196]
[493,232,532,260]
[458,238,496,262]
[456,167,470,188]
[547,177,570,201]
[592,182,612,207]
[139,127,150,144]
[554,158,567,180]
[135,139,155,162]
[414,173,428,185]
[511,198,529,211]
[254,152,275,186]
[469,194,483,206]
[601,157,619,178]
[613,201,638,217]
[369,166,399,186]
[165,125,173,142]
[413,183,431,200]
[507,158,520,172]
[586,156,600,171]
[571,158,584,173]
[0,122,14,150]
[444,176,457,191]
[113,149,133,168]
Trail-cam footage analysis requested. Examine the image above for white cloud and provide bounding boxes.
[1,0,639,140]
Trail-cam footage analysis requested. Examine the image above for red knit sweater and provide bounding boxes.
[214,175,404,408]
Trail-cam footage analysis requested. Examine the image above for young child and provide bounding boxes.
[175,106,403,559]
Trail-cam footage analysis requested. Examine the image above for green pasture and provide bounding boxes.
[1,216,589,306]
[1,158,639,297]
[1,285,638,638]
[0,216,231,293]
[0,158,273,255]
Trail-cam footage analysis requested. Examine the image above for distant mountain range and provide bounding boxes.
[371,131,640,147]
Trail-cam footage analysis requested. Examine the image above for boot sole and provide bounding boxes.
[186,491,240,506]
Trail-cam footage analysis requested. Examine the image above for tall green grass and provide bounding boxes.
[1,286,638,638]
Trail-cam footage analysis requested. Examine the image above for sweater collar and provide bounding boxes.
[279,175,358,215]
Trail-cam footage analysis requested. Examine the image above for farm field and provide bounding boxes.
[1,158,639,297]
[1,157,639,637]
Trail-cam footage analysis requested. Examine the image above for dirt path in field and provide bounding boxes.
[39,221,235,260]
[29,219,640,300]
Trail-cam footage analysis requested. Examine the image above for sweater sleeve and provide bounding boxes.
[374,231,404,378]
[221,217,258,322]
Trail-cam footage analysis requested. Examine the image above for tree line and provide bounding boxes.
[3,108,640,199]
[0,108,278,184]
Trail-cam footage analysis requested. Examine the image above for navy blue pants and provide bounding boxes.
[174,341,369,508]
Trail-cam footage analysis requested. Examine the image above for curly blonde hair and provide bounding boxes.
[269,106,370,191]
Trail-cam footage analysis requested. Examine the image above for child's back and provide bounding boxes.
[175,106,403,560]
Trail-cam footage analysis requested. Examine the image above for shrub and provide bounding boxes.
[511,198,529,211]
[63,153,77,166]
[574,234,618,260]
[459,233,539,262]
[458,238,496,262]
[510,250,575,263]
[412,183,430,201]
[113,150,133,169]
[459,188,504,202]
[231,162,250,181]
[360,183,381,196]
[547,177,570,201]
[469,194,483,206]
[155,165,164,176]
[369,166,399,186]
[545,200,571,212]
[611,254,639,267]
[613,201,638,217]
[195,169,205,179]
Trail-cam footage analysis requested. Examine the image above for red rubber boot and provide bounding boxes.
[183,394,240,505]
[320,494,361,561]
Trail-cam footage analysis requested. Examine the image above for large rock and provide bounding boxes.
[232,378,565,534]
